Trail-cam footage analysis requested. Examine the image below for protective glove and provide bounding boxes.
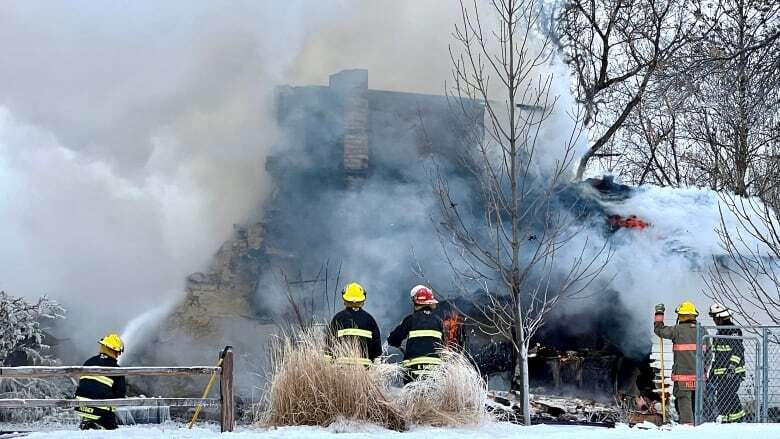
[655,303,666,314]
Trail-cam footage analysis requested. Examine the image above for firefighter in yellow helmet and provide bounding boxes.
[654,301,698,425]
[74,333,127,430]
[326,282,381,366]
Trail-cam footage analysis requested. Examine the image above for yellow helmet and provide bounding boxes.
[99,333,124,353]
[342,282,366,302]
[675,301,699,316]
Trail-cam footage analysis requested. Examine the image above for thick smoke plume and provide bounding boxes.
[564,184,778,358]
[0,1,476,360]
[0,1,315,357]
[2,0,771,376]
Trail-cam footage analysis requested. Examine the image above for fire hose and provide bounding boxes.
[188,346,231,429]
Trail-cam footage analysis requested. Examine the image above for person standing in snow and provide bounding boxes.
[74,333,126,430]
[654,301,698,425]
[706,303,746,423]
[327,282,382,366]
[388,285,444,383]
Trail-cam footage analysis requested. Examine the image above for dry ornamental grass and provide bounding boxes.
[260,329,406,431]
[394,349,490,426]
[259,328,490,431]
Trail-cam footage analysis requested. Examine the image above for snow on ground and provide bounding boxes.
[8,422,780,439]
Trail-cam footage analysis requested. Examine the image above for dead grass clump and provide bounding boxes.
[394,349,490,426]
[260,329,406,431]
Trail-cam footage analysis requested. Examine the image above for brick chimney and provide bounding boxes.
[329,69,369,179]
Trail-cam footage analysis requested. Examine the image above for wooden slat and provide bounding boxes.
[219,347,235,433]
[0,398,219,408]
[0,366,219,378]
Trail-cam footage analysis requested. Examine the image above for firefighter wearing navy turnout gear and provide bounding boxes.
[388,285,444,383]
[707,303,746,423]
[327,282,382,366]
[74,333,126,430]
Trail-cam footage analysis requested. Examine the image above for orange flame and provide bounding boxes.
[443,311,463,348]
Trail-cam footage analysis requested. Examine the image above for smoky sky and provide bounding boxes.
[0,1,482,356]
[2,0,755,368]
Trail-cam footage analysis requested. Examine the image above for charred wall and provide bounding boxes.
[163,69,484,354]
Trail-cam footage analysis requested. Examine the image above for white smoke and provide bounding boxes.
[0,1,489,359]
[0,0,326,357]
[3,0,765,370]
[557,182,777,357]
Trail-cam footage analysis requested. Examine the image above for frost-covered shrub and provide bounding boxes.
[394,349,490,426]
[0,291,65,365]
[0,291,71,423]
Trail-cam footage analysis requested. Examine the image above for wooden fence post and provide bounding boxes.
[219,346,234,433]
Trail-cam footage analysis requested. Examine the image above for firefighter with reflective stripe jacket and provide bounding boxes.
[654,301,698,425]
[74,333,126,430]
[327,282,382,366]
[388,285,444,383]
[707,303,746,423]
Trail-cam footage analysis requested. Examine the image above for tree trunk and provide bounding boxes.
[510,302,531,425]
[520,343,531,425]
[734,0,749,196]
[510,345,532,425]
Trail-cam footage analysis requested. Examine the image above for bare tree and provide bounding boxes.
[439,0,609,424]
[570,1,780,195]
[558,0,706,179]
[680,0,780,197]
[274,260,343,332]
[706,195,780,326]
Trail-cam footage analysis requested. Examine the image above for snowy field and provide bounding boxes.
[7,422,780,439]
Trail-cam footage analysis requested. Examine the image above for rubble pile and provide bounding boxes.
[487,391,618,426]
[486,390,666,427]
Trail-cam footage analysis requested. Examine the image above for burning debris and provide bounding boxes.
[608,214,651,231]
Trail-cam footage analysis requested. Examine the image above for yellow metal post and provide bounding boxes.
[188,347,229,429]
[659,335,667,424]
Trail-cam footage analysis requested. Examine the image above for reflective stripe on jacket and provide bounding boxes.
[74,354,125,419]
[711,325,745,378]
[328,307,382,363]
[654,319,697,377]
[388,308,444,364]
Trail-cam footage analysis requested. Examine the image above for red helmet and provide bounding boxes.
[412,286,438,305]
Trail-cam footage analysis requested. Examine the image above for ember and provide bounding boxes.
[608,214,651,231]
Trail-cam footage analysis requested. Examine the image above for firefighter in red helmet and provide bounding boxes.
[388,285,444,383]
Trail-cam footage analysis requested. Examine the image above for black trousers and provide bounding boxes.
[403,364,437,384]
[708,376,745,422]
[76,408,118,430]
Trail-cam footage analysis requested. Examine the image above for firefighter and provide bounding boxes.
[327,282,382,366]
[74,333,126,430]
[654,301,698,425]
[388,285,444,383]
[707,303,746,423]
